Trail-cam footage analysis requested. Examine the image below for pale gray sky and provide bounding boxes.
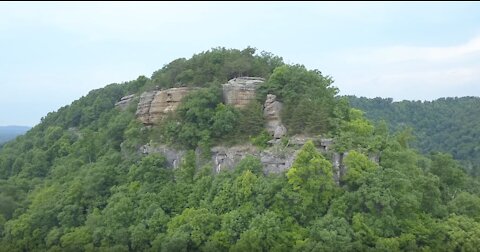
[1,1,480,126]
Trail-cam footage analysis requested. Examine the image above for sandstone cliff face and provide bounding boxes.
[222,77,264,108]
[264,94,287,139]
[135,91,156,124]
[135,77,264,124]
[115,94,135,110]
[135,87,196,125]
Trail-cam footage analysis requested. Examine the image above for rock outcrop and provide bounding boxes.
[135,77,265,124]
[139,136,380,183]
[211,144,299,174]
[141,143,299,175]
[135,91,156,124]
[264,94,287,139]
[130,76,381,182]
[260,149,297,174]
[135,87,196,125]
[115,94,135,110]
[222,77,264,108]
[320,138,334,152]
[140,143,185,169]
[211,145,260,173]
[332,152,348,184]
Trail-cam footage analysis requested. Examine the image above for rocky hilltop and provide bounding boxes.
[115,77,378,183]
[126,77,287,138]
[131,77,265,125]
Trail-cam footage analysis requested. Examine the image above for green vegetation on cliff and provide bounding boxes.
[0,48,479,251]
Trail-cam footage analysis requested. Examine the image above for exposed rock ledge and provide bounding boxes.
[138,142,298,175]
[139,136,353,178]
[129,77,265,124]
[135,87,197,125]
[222,77,265,108]
[210,144,297,174]
[115,94,135,110]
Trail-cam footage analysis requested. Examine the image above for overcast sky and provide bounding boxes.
[1,2,480,126]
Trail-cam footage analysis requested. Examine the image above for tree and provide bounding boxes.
[231,211,294,252]
[284,141,336,223]
[430,153,467,201]
[163,208,220,251]
[341,150,378,189]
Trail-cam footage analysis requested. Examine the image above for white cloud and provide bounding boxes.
[367,36,480,63]
[328,35,480,100]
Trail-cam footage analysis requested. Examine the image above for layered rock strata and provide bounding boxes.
[222,77,264,108]
[135,87,196,125]
[115,94,135,110]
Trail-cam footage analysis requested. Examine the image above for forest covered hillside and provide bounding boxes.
[1,48,480,251]
[347,96,480,175]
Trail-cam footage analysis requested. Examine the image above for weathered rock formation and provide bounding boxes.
[140,143,185,169]
[210,144,298,174]
[264,94,287,139]
[134,77,264,124]
[140,137,379,183]
[260,148,297,174]
[135,91,157,124]
[135,87,196,125]
[222,77,264,108]
[128,75,381,182]
[115,94,135,110]
[211,145,260,173]
[332,152,348,184]
[320,138,334,152]
[140,143,298,175]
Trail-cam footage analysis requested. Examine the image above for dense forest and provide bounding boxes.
[1,47,480,251]
[347,96,480,176]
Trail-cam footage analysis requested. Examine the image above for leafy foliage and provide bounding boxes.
[149,47,284,90]
[258,64,339,135]
[0,48,478,251]
[347,96,480,175]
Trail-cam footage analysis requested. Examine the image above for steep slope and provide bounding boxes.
[0,48,479,251]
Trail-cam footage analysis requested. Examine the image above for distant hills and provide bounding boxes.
[346,96,480,175]
[0,126,30,144]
